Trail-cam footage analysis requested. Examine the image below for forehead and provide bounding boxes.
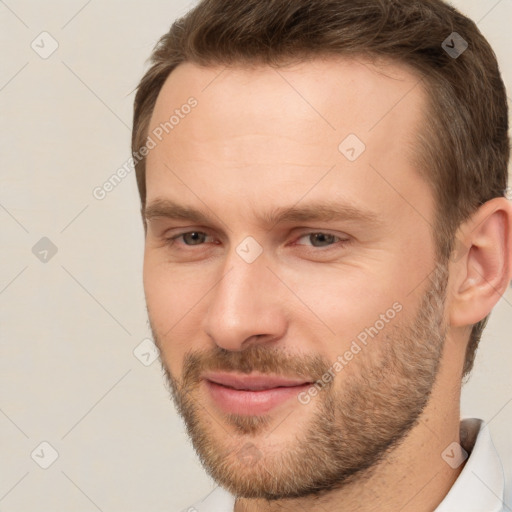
[149,55,427,134]
[145,56,431,227]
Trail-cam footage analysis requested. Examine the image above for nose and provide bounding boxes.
[201,248,288,352]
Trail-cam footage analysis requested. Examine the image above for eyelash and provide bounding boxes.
[165,230,350,250]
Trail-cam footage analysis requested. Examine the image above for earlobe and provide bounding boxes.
[448,197,512,328]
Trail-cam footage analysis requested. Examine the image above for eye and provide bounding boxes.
[164,230,349,252]
[167,231,213,246]
[295,232,347,248]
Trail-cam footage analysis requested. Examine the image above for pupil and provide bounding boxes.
[312,233,333,247]
[185,232,204,245]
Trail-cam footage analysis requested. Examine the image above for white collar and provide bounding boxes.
[434,418,505,511]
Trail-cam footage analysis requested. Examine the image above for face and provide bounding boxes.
[143,57,448,499]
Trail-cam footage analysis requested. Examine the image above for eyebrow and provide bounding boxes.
[143,198,382,229]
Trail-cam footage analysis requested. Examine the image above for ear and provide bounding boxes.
[448,197,512,328]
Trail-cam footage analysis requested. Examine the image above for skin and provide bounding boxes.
[142,57,512,511]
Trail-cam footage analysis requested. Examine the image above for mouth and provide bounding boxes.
[201,372,314,415]
[203,371,313,390]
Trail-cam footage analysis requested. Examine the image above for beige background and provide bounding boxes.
[0,1,511,511]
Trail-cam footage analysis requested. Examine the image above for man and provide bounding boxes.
[132,0,511,510]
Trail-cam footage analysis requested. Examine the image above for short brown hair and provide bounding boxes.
[132,0,510,379]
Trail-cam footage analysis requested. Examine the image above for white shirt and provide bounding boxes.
[182,418,508,512]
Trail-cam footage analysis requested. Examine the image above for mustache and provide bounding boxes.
[178,343,333,389]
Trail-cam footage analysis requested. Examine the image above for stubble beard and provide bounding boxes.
[151,262,449,500]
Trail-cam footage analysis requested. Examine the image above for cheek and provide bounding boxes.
[143,256,214,370]
[281,264,414,374]
[285,266,400,334]
[143,253,201,321]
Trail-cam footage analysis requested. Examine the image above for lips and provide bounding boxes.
[202,373,314,415]
[202,371,312,391]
